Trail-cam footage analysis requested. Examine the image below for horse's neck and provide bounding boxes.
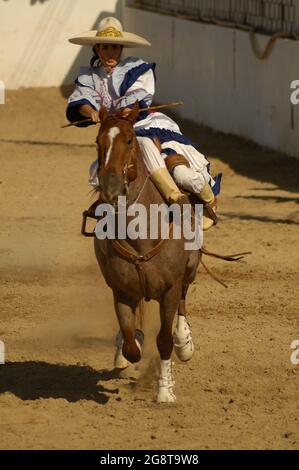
[128,143,163,206]
[119,141,165,252]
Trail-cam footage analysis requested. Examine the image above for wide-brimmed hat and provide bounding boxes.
[68,17,151,48]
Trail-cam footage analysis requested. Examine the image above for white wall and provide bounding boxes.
[124,6,299,159]
[0,0,123,89]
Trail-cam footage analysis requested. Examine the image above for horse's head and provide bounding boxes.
[96,103,140,206]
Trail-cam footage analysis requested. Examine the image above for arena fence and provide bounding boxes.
[131,0,297,35]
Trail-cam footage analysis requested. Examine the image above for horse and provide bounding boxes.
[92,103,200,403]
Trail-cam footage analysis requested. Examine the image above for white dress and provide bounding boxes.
[67,56,216,193]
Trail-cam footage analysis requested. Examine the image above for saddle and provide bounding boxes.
[82,150,218,236]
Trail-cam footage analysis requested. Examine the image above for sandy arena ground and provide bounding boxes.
[0,88,298,450]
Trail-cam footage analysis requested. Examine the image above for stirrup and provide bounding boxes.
[203,199,218,226]
[81,200,100,237]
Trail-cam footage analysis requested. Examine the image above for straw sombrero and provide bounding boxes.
[68,17,151,48]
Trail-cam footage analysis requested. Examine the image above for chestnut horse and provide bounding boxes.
[93,103,200,402]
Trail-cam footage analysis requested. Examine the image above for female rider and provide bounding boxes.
[67,17,220,230]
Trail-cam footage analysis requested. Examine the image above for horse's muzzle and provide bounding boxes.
[100,172,126,206]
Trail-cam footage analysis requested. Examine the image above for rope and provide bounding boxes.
[199,247,252,288]
[133,2,299,61]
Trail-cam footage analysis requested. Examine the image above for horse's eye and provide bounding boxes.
[127,138,133,145]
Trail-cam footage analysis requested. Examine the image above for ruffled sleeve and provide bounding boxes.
[66,67,100,124]
[114,60,156,118]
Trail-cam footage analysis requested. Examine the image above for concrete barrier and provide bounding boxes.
[124,6,299,158]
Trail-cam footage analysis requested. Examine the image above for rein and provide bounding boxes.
[199,247,252,289]
[111,223,174,300]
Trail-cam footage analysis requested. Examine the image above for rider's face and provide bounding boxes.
[96,44,123,68]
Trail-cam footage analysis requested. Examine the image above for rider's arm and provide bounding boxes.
[66,67,100,126]
[78,104,100,123]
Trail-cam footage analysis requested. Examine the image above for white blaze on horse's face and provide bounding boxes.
[105,126,120,167]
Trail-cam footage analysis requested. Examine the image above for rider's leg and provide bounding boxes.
[161,142,217,230]
[137,137,188,205]
[172,165,217,230]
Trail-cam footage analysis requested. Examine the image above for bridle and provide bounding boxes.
[97,115,142,205]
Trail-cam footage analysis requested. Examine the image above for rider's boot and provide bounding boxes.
[196,183,218,231]
[150,168,189,207]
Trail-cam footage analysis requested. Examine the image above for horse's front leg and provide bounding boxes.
[157,285,181,403]
[113,291,142,365]
[173,288,194,362]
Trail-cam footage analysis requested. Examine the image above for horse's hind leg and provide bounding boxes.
[156,286,181,403]
[113,291,142,364]
[173,286,194,362]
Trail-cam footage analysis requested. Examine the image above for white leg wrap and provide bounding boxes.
[137,137,166,174]
[173,315,194,362]
[157,359,176,403]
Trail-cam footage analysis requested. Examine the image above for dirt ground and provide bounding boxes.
[0,88,298,450]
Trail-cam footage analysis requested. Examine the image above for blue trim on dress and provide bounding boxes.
[135,127,194,146]
[66,99,96,127]
[120,62,156,96]
[138,99,150,121]
[212,173,222,196]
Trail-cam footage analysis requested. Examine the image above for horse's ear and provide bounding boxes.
[127,101,140,124]
[99,106,108,122]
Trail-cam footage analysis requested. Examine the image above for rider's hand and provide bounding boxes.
[120,107,132,118]
[79,104,100,123]
[89,110,100,123]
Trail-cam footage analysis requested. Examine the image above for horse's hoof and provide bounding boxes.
[114,330,144,368]
[114,346,130,369]
[114,351,130,369]
[157,359,176,403]
[173,315,194,362]
[157,387,176,403]
[174,340,194,362]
